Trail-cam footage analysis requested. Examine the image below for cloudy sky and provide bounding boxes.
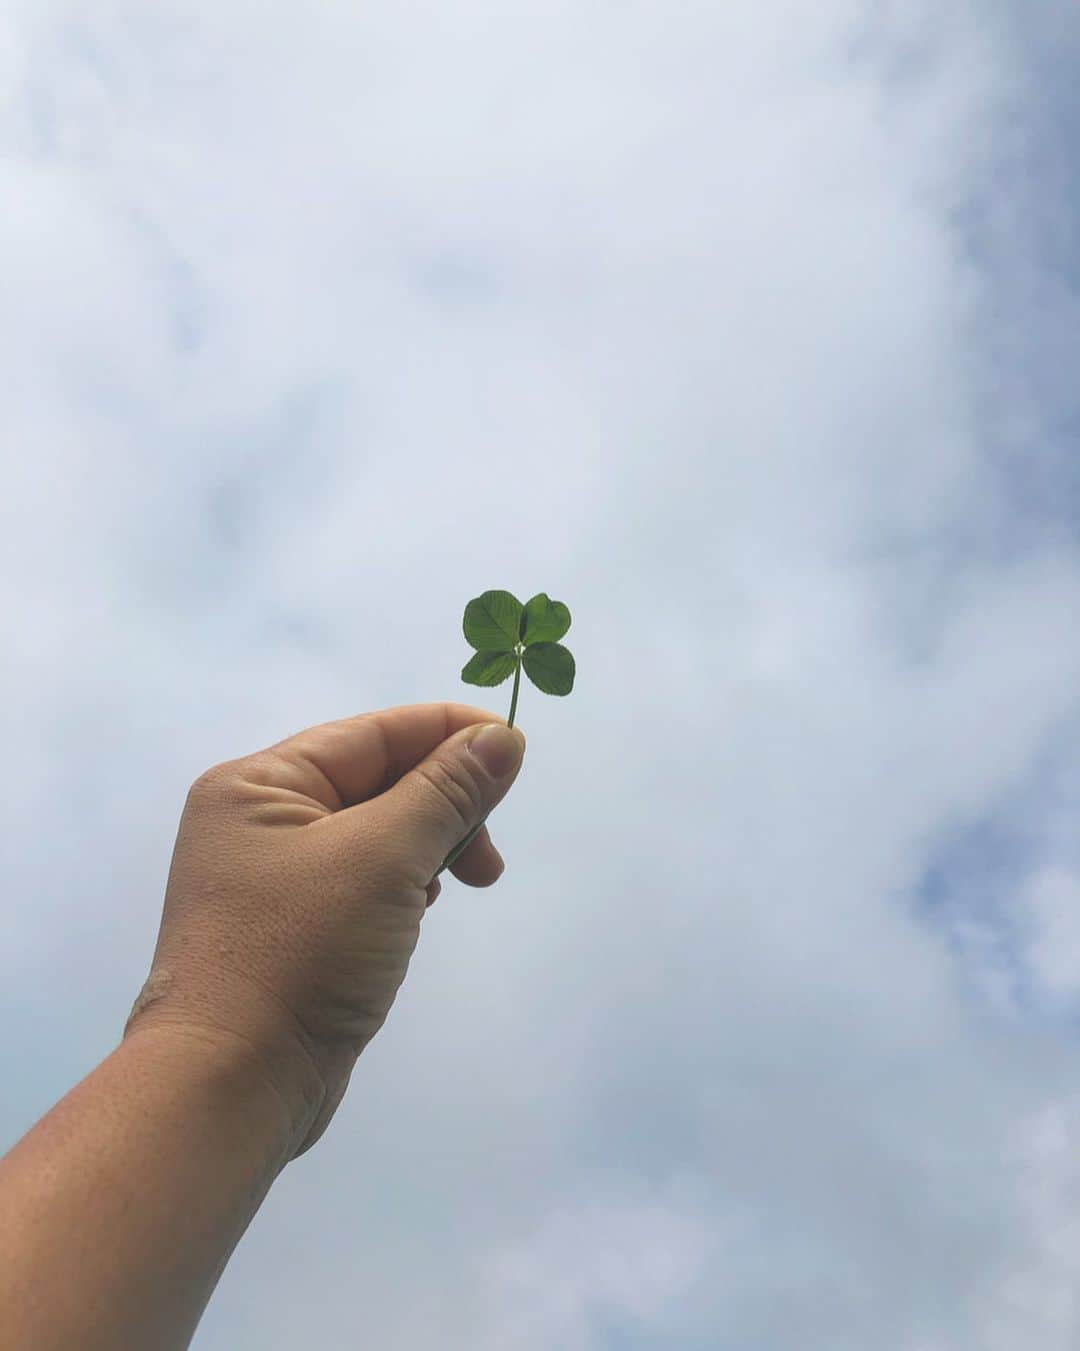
[3,1,1080,1346]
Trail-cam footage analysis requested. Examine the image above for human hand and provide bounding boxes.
[122,703,526,1159]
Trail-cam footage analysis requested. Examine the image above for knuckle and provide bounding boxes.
[187,770,218,804]
[187,759,242,806]
[413,756,483,834]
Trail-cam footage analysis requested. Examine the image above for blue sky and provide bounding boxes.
[3,2,1080,1347]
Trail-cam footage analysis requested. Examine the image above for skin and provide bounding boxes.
[0,701,526,1351]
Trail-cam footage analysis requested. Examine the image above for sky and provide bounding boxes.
[2,1,1080,1347]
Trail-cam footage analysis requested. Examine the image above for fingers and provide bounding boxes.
[260,702,512,812]
[426,827,504,906]
[448,823,505,888]
[254,703,517,897]
[358,721,524,881]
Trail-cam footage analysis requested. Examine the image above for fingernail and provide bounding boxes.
[467,724,525,779]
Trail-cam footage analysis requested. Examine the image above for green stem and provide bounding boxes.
[435,649,522,878]
[506,652,522,731]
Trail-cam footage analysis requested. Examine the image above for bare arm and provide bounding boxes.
[0,1024,316,1351]
[0,704,523,1348]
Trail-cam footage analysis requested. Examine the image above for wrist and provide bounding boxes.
[122,996,328,1164]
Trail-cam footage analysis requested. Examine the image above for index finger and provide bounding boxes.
[260,701,510,811]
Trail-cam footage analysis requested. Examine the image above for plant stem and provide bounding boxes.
[506,650,522,730]
[435,648,522,878]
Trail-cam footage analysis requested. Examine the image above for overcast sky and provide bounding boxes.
[3,2,1080,1347]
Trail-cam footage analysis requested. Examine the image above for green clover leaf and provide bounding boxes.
[521,641,575,695]
[460,649,519,687]
[463,590,523,651]
[520,593,571,645]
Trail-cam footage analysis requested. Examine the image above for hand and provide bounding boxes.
[122,703,526,1159]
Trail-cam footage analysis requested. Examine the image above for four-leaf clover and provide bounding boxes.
[435,589,575,878]
[461,590,575,727]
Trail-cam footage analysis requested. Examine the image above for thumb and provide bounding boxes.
[364,721,527,882]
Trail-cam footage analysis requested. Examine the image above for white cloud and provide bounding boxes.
[473,1188,709,1348]
[2,1,1079,1348]
[977,1097,1080,1351]
[1023,867,1080,1006]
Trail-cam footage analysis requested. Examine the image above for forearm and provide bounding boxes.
[0,1024,307,1351]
